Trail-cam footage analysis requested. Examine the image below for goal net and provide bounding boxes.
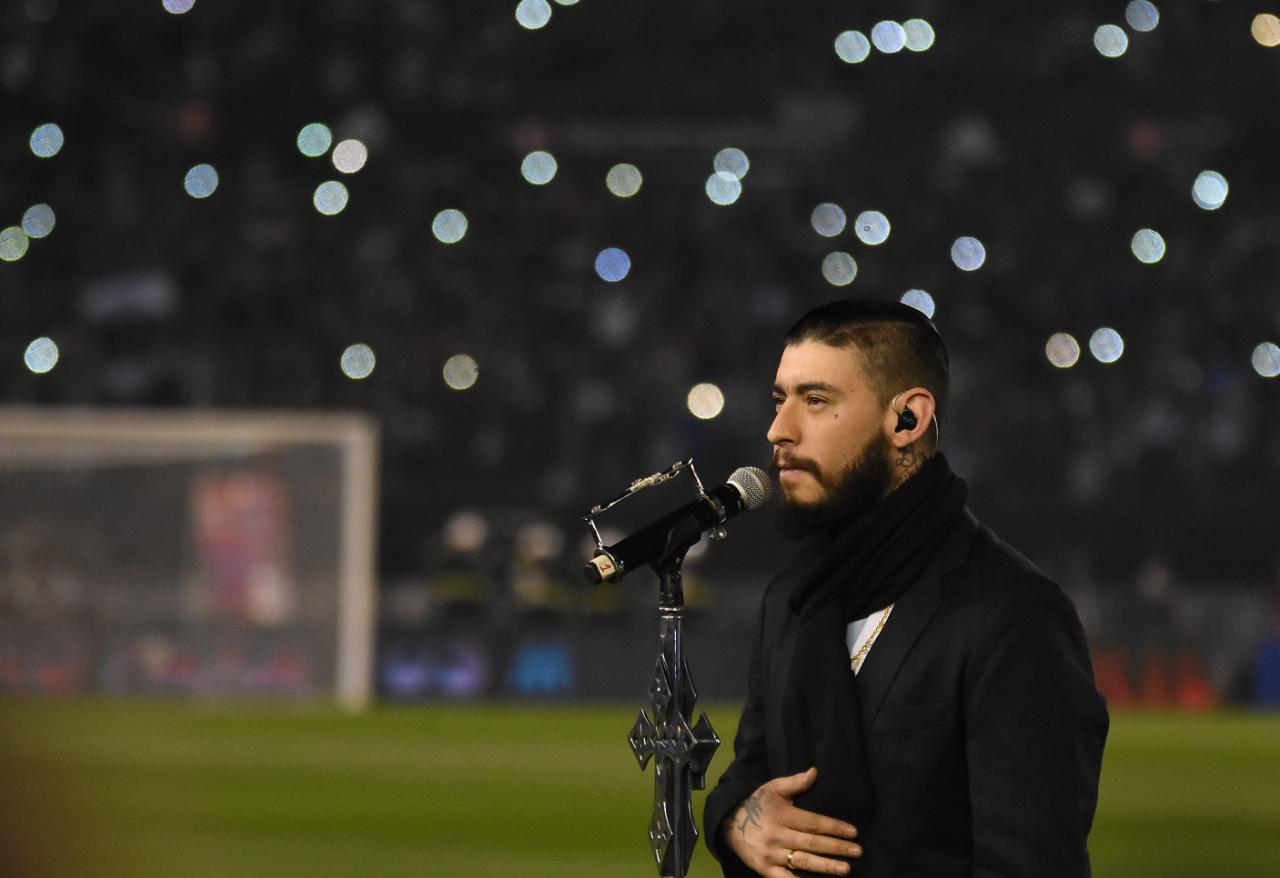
[0,407,378,709]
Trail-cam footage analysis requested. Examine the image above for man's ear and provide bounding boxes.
[887,387,936,449]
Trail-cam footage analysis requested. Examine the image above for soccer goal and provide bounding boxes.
[0,407,378,709]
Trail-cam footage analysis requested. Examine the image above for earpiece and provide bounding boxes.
[891,391,940,445]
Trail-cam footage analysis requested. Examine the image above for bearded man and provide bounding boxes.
[703,299,1108,878]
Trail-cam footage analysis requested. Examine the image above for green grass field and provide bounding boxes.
[2,700,1278,877]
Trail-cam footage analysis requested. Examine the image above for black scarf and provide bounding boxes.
[779,453,967,872]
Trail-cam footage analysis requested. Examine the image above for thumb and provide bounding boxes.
[769,767,818,799]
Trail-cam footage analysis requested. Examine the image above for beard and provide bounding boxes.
[772,430,895,539]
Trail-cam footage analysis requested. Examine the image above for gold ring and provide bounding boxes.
[786,849,797,871]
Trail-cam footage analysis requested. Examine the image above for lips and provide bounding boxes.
[773,457,816,482]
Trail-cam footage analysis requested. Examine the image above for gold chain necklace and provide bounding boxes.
[850,604,894,673]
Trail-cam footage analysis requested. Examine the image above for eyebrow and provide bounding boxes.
[772,381,843,397]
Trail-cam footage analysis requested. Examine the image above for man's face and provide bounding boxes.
[768,340,894,534]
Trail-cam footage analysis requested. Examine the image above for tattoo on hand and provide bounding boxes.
[733,792,765,838]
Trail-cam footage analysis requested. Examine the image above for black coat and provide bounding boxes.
[703,510,1109,877]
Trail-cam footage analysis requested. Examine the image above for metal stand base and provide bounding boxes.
[628,558,720,878]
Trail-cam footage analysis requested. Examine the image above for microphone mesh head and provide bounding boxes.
[727,466,772,511]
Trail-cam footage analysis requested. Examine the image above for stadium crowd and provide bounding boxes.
[4,0,1278,625]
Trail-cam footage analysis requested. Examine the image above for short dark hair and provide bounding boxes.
[784,299,951,429]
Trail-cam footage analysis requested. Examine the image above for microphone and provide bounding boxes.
[583,466,771,584]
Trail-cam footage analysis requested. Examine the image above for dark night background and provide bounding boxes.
[3,1,1279,702]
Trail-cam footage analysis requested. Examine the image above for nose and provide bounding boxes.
[767,399,796,447]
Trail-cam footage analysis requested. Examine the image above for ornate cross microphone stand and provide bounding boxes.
[583,460,722,878]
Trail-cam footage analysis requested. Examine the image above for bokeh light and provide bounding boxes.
[606,163,642,197]
[553,0,579,5]
[594,247,631,282]
[1094,24,1129,58]
[1125,1,1159,33]
[515,0,552,30]
[854,210,890,245]
[1131,228,1166,264]
[23,337,59,374]
[1252,13,1280,47]
[432,209,468,243]
[902,19,936,51]
[162,0,195,14]
[332,139,368,174]
[0,227,30,262]
[444,510,490,553]
[21,204,56,239]
[1089,327,1125,364]
[184,163,219,198]
[1192,170,1229,210]
[443,354,480,390]
[821,252,858,286]
[1252,342,1280,378]
[30,123,64,158]
[340,343,376,380]
[314,181,350,216]
[713,148,750,180]
[705,171,742,206]
[811,203,847,237]
[1046,333,1082,369]
[950,236,986,271]
[521,150,558,185]
[871,21,906,53]
[516,523,564,563]
[297,123,333,157]
[834,31,871,64]
[687,383,725,420]
[900,289,935,318]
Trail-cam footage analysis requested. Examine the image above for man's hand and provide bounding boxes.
[722,767,862,876]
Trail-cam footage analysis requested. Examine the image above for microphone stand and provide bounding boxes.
[582,459,725,878]
[627,521,720,878]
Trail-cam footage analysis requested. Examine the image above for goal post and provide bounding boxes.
[0,407,379,710]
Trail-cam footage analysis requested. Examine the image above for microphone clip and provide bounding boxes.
[581,458,713,553]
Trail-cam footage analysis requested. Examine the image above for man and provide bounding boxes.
[703,299,1108,877]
